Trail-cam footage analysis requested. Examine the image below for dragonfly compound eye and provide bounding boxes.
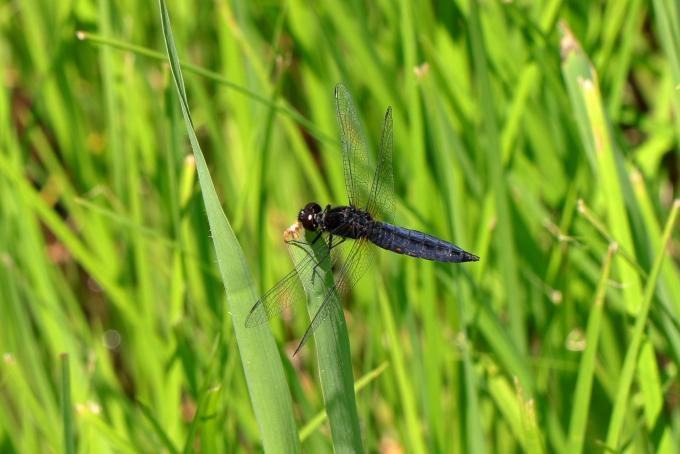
[298,202,321,230]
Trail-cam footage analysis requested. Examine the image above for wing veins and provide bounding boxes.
[366,106,394,221]
[244,236,334,327]
[293,237,368,354]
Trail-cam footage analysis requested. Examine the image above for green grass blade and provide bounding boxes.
[561,24,643,314]
[0,153,134,322]
[651,0,680,142]
[566,243,616,454]
[378,283,427,454]
[136,401,180,454]
[288,229,363,452]
[605,200,680,449]
[515,378,544,454]
[560,21,680,449]
[487,372,525,451]
[299,362,389,441]
[461,333,486,453]
[576,200,647,278]
[76,31,334,145]
[581,81,643,309]
[158,1,301,452]
[60,353,75,454]
[4,0,679,451]
[196,385,222,454]
[469,0,525,358]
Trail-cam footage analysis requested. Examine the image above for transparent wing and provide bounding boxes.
[244,266,305,328]
[244,234,335,328]
[335,83,372,209]
[293,236,375,354]
[366,106,395,223]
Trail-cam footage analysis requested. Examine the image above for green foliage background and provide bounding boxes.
[1,0,679,452]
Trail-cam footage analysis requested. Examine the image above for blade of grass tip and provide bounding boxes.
[559,23,597,172]
[566,243,617,454]
[605,200,680,450]
[288,229,363,452]
[197,385,222,454]
[299,362,389,442]
[61,354,75,454]
[183,381,222,454]
[158,1,301,452]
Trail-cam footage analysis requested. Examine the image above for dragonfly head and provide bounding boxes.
[298,202,322,231]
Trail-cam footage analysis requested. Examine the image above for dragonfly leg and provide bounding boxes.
[309,231,324,245]
[287,230,325,274]
[286,232,334,285]
[309,235,346,284]
[287,231,346,286]
[310,233,334,285]
[287,240,319,273]
[328,235,347,250]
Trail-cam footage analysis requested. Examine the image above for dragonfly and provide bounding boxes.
[245,83,478,354]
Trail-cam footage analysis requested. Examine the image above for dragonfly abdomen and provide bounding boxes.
[368,221,479,263]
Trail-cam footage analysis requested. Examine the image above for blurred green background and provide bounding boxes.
[1,0,680,452]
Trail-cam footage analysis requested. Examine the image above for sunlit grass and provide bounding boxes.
[1,0,679,452]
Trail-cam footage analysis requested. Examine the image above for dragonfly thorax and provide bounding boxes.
[319,205,373,239]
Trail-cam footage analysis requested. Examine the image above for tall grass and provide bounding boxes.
[1,0,679,452]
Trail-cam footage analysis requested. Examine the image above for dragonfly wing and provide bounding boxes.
[293,285,343,355]
[293,237,374,354]
[335,83,372,208]
[244,266,304,328]
[244,234,334,328]
[366,106,395,223]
